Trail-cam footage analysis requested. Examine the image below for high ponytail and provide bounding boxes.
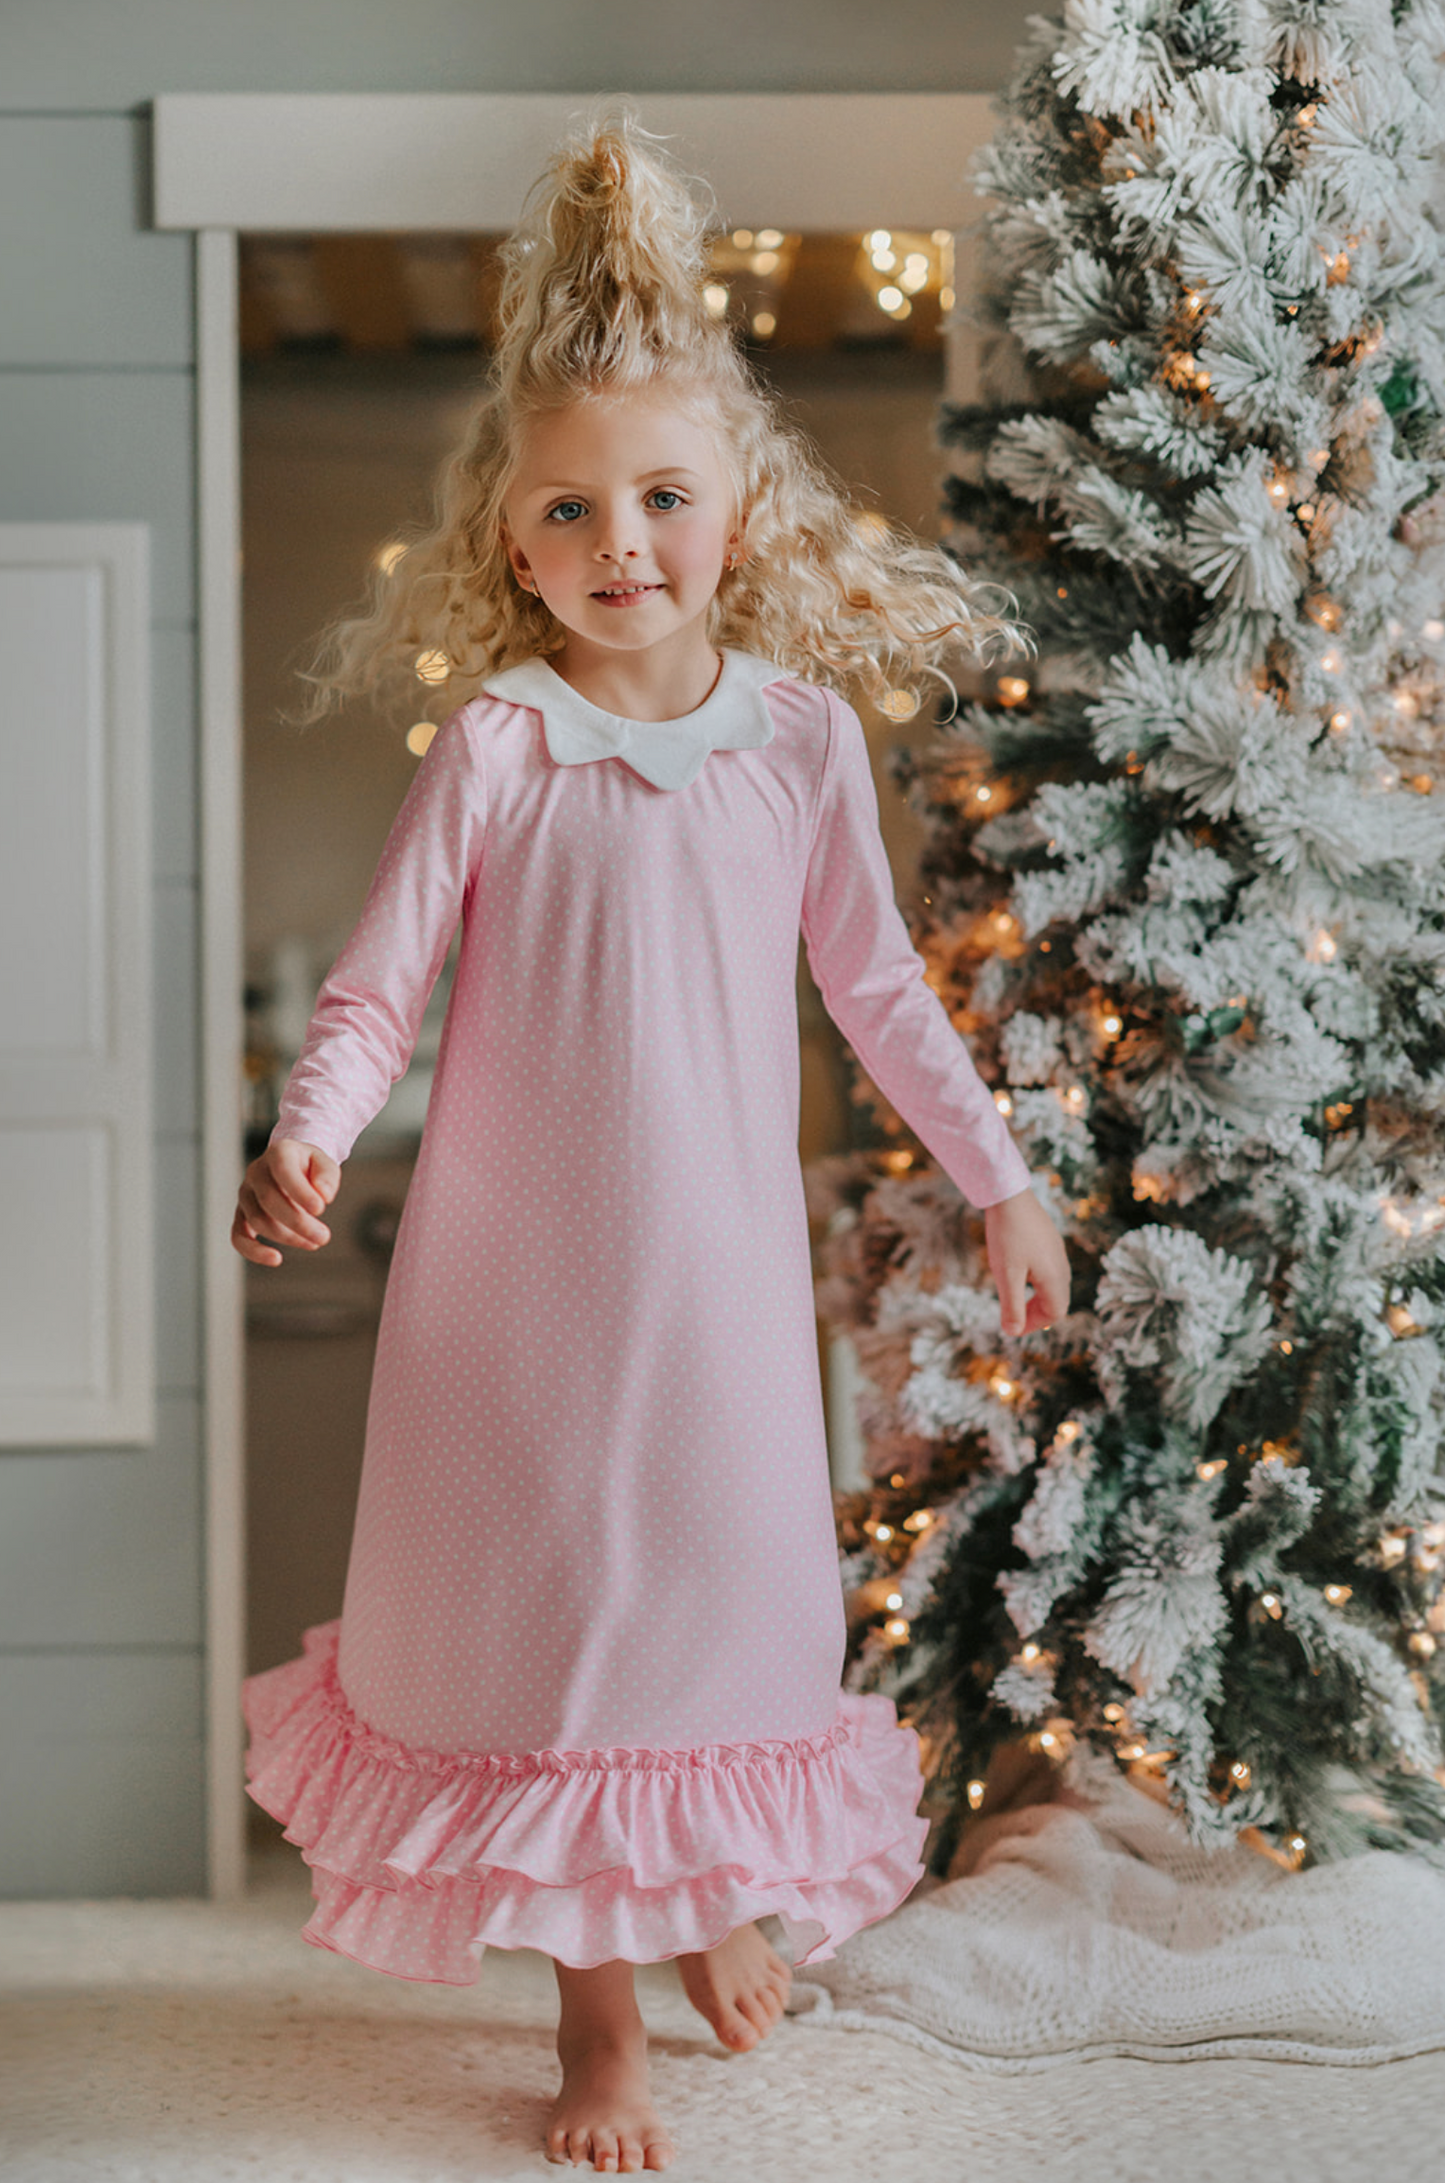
[285,106,1028,728]
[493,109,728,409]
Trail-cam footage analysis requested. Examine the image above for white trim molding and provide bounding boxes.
[196,229,247,1902]
[0,522,154,1448]
[153,91,996,233]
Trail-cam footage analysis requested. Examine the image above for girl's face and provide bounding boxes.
[501,390,739,662]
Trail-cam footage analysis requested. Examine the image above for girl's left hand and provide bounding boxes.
[984,1185,1071,1338]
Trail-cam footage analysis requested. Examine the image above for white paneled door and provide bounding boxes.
[0,523,153,1445]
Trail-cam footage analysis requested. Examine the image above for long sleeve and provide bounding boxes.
[800,688,1033,1211]
[268,707,488,1167]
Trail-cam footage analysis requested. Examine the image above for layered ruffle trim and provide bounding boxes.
[243,1620,929,1981]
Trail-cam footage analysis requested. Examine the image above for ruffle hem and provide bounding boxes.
[242,1620,930,1981]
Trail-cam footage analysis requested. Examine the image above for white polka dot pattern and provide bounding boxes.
[244,659,1032,1980]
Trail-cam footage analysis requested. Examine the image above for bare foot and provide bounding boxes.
[677,1921,792,2052]
[547,1959,677,2173]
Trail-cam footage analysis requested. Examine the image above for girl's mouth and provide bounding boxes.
[592,582,663,606]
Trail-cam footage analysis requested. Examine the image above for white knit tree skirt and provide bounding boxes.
[787,1746,1445,2070]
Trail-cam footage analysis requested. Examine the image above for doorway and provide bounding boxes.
[155,88,996,1892]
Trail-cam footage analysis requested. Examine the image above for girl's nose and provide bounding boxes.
[594,505,642,562]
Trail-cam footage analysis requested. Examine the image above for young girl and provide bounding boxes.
[233,112,1070,2174]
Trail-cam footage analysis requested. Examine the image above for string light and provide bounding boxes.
[1057,1421,1082,1444]
[1229,1759,1252,1788]
[996,675,1031,706]
[884,1616,911,1642]
[405,721,437,757]
[414,648,450,684]
[975,784,994,803]
[994,1091,1014,1116]
[1197,1457,1227,1480]
[967,1780,987,1810]
[1102,1014,1122,1036]
[1324,1584,1353,1606]
[1260,1592,1284,1619]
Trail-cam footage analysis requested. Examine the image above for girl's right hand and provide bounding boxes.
[232,1138,340,1266]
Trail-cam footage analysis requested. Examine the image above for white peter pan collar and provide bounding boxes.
[481,648,786,791]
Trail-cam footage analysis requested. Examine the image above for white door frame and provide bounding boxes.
[156,90,995,1899]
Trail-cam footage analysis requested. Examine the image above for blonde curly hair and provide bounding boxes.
[286,104,1030,727]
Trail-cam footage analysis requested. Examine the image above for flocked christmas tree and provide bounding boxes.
[808,0,1445,1877]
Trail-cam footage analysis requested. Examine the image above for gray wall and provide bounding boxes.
[0,0,1034,1896]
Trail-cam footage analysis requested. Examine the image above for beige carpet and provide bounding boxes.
[3,1842,1444,2182]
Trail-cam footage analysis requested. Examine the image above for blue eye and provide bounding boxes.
[648,489,684,511]
[546,500,586,523]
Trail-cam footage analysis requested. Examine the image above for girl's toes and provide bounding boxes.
[719,2006,758,2049]
[643,2136,675,2172]
[591,2129,619,2172]
[616,2136,644,2174]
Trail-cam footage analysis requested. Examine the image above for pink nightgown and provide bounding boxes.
[242,646,1033,1981]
